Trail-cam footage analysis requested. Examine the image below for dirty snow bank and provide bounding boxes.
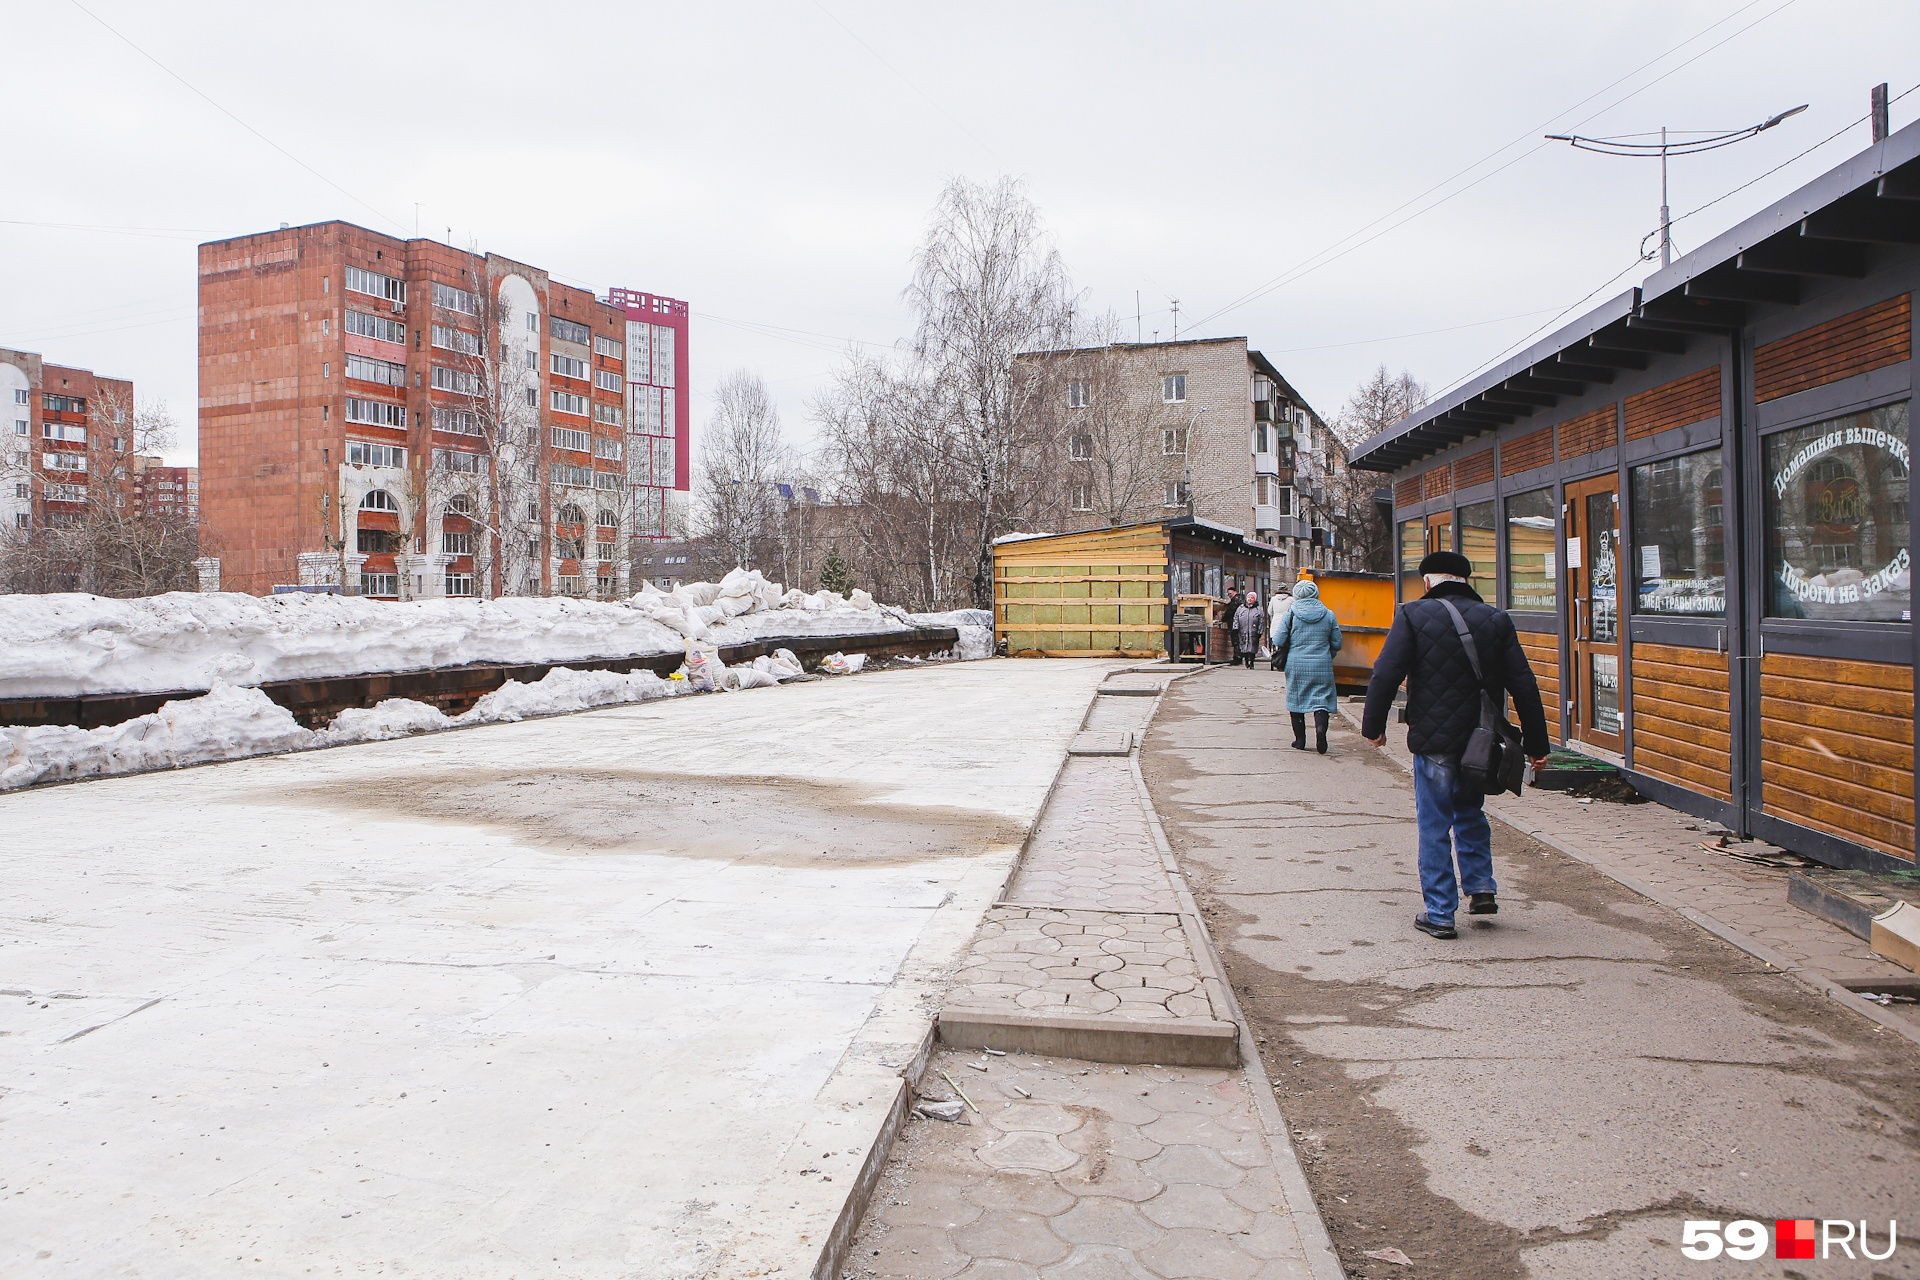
[909,609,994,661]
[0,569,924,699]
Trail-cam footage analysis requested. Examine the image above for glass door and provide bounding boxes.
[1565,476,1624,753]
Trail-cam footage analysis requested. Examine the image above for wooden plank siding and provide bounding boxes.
[1422,466,1453,500]
[1759,652,1915,860]
[1516,631,1560,730]
[1500,426,1552,477]
[1631,643,1732,801]
[1394,475,1421,508]
[1453,449,1494,490]
[1753,293,1912,402]
[1624,367,1721,441]
[1557,403,1619,460]
[994,524,1170,657]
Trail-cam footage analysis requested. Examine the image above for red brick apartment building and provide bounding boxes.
[132,457,197,520]
[1,346,135,533]
[197,222,689,598]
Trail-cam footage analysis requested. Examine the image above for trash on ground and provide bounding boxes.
[1363,1247,1414,1265]
[912,1099,968,1123]
[821,652,869,675]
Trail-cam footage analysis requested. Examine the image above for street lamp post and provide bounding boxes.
[1547,104,1807,267]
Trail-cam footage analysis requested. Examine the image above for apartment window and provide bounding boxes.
[344,266,404,303]
[551,353,588,380]
[360,488,399,512]
[593,437,623,461]
[1255,476,1275,507]
[345,354,406,386]
[594,368,621,393]
[14,482,29,499]
[551,462,594,488]
[594,540,617,561]
[432,365,479,394]
[526,387,538,407]
[551,426,591,452]
[1163,478,1189,508]
[444,573,475,597]
[1161,373,1187,403]
[1163,426,1187,455]
[347,441,406,469]
[593,403,624,427]
[356,528,403,555]
[1274,486,1292,515]
[433,448,484,475]
[1068,380,1091,409]
[594,334,624,360]
[345,397,406,428]
[14,513,26,528]
[652,325,677,385]
[11,389,25,405]
[1252,376,1272,402]
[525,502,540,522]
[46,482,87,503]
[1069,433,1093,461]
[593,471,620,491]
[433,407,481,435]
[1253,423,1269,455]
[526,313,538,332]
[550,390,588,416]
[432,324,481,355]
[1070,482,1093,512]
[596,509,619,528]
[430,282,477,315]
[442,531,474,555]
[344,310,405,344]
[556,502,587,525]
[44,451,86,472]
[44,394,85,414]
[359,572,399,597]
[448,493,473,514]
[12,420,24,436]
[550,317,591,346]
[42,422,85,443]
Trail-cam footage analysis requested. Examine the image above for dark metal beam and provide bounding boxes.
[1801,204,1920,245]
[1558,347,1642,372]
[1684,270,1799,305]
[1629,307,1742,336]
[1736,237,1866,278]
[1482,388,1558,409]
[1448,407,1516,426]
[1509,373,1588,395]
[1590,327,1689,355]
[1877,164,1920,202]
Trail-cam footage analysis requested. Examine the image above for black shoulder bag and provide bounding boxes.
[1435,599,1527,797]
[1269,611,1291,671]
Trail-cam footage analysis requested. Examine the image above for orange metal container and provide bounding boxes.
[1293,570,1394,689]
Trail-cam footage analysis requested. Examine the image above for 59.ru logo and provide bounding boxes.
[1682,1219,1899,1261]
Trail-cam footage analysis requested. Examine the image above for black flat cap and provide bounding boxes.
[1418,550,1474,577]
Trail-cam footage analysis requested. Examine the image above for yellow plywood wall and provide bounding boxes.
[994,524,1170,657]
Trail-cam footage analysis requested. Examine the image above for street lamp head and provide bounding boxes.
[1760,103,1809,131]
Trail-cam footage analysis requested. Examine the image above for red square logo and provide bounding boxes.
[1776,1219,1817,1260]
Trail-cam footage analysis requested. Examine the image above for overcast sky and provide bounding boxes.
[5,1,1914,466]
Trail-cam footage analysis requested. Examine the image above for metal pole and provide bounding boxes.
[1659,126,1672,268]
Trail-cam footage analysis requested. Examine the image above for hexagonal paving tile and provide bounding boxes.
[1049,1196,1165,1250]
[1138,1182,1256,1234]
[951,1210,1072,1267]
[1141,1144,1245,1189]
[1135,1226,1263,1280]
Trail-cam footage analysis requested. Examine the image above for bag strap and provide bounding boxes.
[1434,598,1484,683]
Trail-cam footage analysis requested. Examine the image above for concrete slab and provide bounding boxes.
[0,659,1124,1278]
[1067,730,1133,757]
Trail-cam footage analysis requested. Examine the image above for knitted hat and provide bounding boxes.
[1418,550,1474,578]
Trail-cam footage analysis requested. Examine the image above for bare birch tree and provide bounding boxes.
[1327,365,1429,572]
[694,370,792,572]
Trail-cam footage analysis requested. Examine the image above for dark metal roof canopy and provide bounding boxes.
[1351,117,1920,473]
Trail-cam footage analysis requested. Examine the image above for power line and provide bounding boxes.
[1263,306,1569,355]
[64,0,409,235]
[1187,0,1800,333]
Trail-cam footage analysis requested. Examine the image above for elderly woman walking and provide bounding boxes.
[1273,579,1343,753]
[1231,590,1266,669]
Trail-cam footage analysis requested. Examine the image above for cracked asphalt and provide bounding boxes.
[1143,666,1920,1279]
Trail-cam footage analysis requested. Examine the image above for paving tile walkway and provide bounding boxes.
[849,1049,1312,1280]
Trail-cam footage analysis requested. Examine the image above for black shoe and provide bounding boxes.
[1291,740,1308,751]
[1414,913,1458,939]
[1469,893,1498,915]
[1315,732,1328,754]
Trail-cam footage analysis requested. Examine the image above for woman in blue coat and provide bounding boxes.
[1273,578,1343,753]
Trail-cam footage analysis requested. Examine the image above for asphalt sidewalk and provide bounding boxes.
[1141,665,1920,1279]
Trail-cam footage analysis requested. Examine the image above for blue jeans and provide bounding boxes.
[1412,754,1495,925]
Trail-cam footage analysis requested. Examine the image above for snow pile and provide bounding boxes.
[0,684,312,791]
[0,569,925,700]
[911,609,995,661]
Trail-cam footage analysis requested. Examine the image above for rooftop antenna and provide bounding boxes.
[1547,102,1807,267]
[1135,291,1142,344]
[1170,298,1181,340]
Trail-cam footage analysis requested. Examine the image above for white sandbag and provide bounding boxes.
[821,651,867,675]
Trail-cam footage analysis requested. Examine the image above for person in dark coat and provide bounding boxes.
[1231,591,1266,669]
[1221,585,1245,662]
[1274,579,1342,751]
[1361,551,1552,940]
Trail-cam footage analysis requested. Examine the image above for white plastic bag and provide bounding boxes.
[821,651,868,675]
[682,641,722,692]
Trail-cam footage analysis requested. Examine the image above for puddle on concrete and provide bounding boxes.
[266,768,1022,868]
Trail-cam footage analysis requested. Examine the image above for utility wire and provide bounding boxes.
[64,0,410,235]
[1187,0,1799,333]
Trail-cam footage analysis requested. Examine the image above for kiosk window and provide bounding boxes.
[1764,402,1910,622]
[1504,489,1557,611]
[1630,448,1727,617]
[1397,517,1425,603]
[1459,501,1497,602]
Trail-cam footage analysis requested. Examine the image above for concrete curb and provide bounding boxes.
[936,1007,1241,1067]
[1135,667,1351,1280]
[1334,703,1920,1052]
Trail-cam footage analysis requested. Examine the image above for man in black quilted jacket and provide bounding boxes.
[1362,551,1552,940]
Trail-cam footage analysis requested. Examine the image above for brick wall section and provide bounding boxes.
[1557,403,1619,460]
[1500,425,1553,477]
[1421,465,1452,500]
[1753,293,1912,402]
[1625,367,1721,441]
[1453,448,1494,490]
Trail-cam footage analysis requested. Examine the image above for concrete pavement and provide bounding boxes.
[0,658,1120,1279]
[1142,665,1920,1279]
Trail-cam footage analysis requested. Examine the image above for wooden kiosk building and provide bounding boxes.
[993,518,1277,661]
[1351,120,1920,872]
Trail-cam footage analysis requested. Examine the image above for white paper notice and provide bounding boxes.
[1564,537,1581,569]
[1641,544,1662,579]
[1543,552,1556,577]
